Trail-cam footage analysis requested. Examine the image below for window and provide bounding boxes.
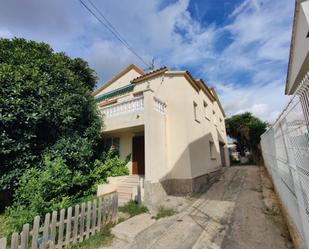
[203,101,208,119]
[193,101,199,122]
[209,141,216,160]
[103,137,120,154]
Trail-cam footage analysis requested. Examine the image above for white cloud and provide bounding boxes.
[84,39,151,82]
[0,0,294,123]
[0,29,13,38]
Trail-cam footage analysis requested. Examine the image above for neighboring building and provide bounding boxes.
[286,0,309,95]
[94,64,229,205]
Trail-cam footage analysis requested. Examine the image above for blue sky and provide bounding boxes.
[0,0,294,122]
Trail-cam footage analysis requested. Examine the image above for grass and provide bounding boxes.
[153,207,177,220]
[118,200,148,218]
[68,229,113,249]
[0,214,11,238]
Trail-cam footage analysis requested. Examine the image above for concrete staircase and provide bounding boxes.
[97,175,144,206]
[115,175,144,206]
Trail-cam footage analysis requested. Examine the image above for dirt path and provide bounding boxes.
[221,166,293,249]
[103,166,293,249]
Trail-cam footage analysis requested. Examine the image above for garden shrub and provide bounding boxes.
[0,38,101,190]
[90,150,130,191]
[7,150,129,231]
[0,38,130,232]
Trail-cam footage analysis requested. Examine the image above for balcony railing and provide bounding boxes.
[154,97,167,114]
[100,96,144,118]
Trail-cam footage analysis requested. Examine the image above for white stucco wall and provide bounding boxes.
[287,1,309,94]
[95,68,229,183]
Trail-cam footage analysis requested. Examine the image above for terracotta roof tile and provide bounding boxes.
[131,67,168,83]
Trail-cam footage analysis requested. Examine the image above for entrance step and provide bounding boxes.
[116,175,144,206]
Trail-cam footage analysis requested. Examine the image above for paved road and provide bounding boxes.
[103,166,293,249]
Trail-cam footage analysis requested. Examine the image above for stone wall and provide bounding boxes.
[143,168,223,209]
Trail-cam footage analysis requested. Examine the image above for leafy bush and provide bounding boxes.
[91,150,130,186]
[6,156,80,231]
[0,38,131,232]
[0,38,101,190]
[7,150,129,231]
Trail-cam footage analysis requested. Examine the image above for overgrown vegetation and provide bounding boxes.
[5,150,129,233]
[154,207,177,220]
[225,112,267,163]
[118,201,148,218]
[0,38,129,233]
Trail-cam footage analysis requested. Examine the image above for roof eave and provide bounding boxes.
[93,64,144,96]
[285,0,300,95]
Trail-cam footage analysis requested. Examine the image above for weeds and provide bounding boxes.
[118,201,148,218]
[153,207,177,220]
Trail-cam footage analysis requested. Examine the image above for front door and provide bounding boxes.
[132,136,145,175]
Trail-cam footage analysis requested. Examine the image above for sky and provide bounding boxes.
[0,0,295,122]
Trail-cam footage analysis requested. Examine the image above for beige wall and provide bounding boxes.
[287,1,309,94]
[95,68,229,184]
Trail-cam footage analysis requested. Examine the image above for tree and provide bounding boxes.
[225,112,267,163]
[0,38,102,190]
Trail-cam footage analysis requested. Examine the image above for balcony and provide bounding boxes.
[99,94,166,132]
[100,96,144,118]
[154,97,167,114]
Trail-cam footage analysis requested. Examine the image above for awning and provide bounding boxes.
[95,84,135,103]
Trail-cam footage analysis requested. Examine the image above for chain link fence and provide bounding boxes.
[261,72,309,248]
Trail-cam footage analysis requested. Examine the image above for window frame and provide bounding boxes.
[209,141,216,160]
[193,101,200,123]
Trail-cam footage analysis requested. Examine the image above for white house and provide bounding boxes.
[94,64,230,205]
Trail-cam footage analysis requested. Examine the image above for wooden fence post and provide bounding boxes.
[40,213,50,249]
[80,203,86,242]
[0,238,6,249]
[58,209,65,249]
[85,201,91,239]
[102,197,106,225]
[91,199,97,235]
[72,205,79,244]
[31,216,40,249]
[20,223,29,249]
[97,197,102,231]
[10,233,18,249]
[65,207,72,246]
[50,211,57,249]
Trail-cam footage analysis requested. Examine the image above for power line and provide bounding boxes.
[86,0,130,48]
[79,0,152,69]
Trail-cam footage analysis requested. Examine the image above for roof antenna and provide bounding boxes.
[144,58,155,72]
[149,58,155,70]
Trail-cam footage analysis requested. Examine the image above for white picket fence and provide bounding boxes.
[0,192,118,249]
